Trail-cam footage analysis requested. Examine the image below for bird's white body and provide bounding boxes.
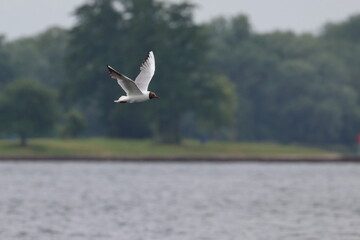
[115,91,151,103]
[107,51,159,103]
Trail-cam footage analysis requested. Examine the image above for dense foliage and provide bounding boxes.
[6,27,68,89]
[207,15,360,145]
[64,0,235,143]
[0,36,14,87]
[0,80,58,146]
[0,0,360,147]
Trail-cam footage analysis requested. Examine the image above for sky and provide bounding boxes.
[0,0,359,40]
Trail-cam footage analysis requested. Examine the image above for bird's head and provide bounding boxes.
[149,91,160,99]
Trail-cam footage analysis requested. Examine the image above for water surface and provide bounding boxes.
[0,162,360,240]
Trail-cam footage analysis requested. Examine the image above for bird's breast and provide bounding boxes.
[128,94,149,103]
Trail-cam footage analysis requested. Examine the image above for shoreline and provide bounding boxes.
[1,155,359,162]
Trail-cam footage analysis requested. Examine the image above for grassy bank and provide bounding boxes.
[0,138,337,159]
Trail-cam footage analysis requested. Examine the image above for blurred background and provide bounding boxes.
[1,0,360,149]
[1,1,360,240]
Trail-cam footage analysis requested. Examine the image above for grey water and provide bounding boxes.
[0,162,360,240]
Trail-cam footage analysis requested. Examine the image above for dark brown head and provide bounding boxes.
[149,91,160,99]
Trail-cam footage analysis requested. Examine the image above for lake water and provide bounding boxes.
[0,162,360,240]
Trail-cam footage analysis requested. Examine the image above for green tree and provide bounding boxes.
[65,0,236,143]
[321,14,360,144]
[270,55,355,144]
[0,36,13,87]
[64,0,130,136]
[59,110,87,138]
[193,74,237,139]
[208,15,359,145]
[242,32,354,144]
[6,27,68,89]
[0,79,58,146]
[322,15,360,42]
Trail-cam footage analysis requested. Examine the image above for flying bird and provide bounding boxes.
[107,51,159,103]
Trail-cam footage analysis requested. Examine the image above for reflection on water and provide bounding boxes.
[0,162,360,240]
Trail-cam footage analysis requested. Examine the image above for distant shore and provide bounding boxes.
[1,155,359,162]
[1,138,356,162]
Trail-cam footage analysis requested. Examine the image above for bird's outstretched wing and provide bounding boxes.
[107,65,143,96]
[134,51,155,92]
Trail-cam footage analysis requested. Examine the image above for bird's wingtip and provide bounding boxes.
[107,65,116,77]
[107,65,115,72]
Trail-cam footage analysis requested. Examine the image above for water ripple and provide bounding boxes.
[0,162,360,240]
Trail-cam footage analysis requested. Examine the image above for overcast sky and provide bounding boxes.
[0,0,359,40]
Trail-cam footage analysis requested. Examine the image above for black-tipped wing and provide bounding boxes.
[107,65,143,96]
[134,51,155,91]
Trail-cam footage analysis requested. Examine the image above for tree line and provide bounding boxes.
[0,0,359,146]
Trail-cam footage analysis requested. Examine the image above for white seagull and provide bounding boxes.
[107,51,159,103]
